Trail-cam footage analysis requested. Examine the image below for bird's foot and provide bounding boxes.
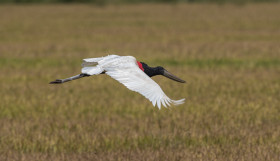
[49,79,63,84]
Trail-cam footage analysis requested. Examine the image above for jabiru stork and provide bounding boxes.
[50,55,185,108]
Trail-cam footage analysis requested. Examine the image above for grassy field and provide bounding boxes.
[0,3,280,161]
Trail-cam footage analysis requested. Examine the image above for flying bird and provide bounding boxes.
[50,55,185,108]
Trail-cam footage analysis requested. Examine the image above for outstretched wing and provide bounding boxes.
[104,57,185,109]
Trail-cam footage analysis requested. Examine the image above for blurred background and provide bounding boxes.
[0,0,279,160]
[1,0,280,4]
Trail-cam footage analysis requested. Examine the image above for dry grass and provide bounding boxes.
[0,3,280,161]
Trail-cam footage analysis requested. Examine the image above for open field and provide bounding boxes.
[0,3,280,161]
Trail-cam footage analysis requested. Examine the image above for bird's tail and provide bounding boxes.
[81,66,104,76]
[49,74,89,84]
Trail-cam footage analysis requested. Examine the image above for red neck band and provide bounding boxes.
[137,61,144,71]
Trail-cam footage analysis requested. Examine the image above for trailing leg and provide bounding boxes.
[49,73,90,84]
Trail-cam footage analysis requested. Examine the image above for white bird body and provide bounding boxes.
[51,55,185,109]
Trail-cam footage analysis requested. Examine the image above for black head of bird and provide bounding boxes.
[139,62,186,83]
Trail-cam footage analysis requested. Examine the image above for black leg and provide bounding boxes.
[49,73,90,84]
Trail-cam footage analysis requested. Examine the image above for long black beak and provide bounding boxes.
[163,70,186,83]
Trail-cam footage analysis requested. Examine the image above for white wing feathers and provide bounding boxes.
[101,56,185,109]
